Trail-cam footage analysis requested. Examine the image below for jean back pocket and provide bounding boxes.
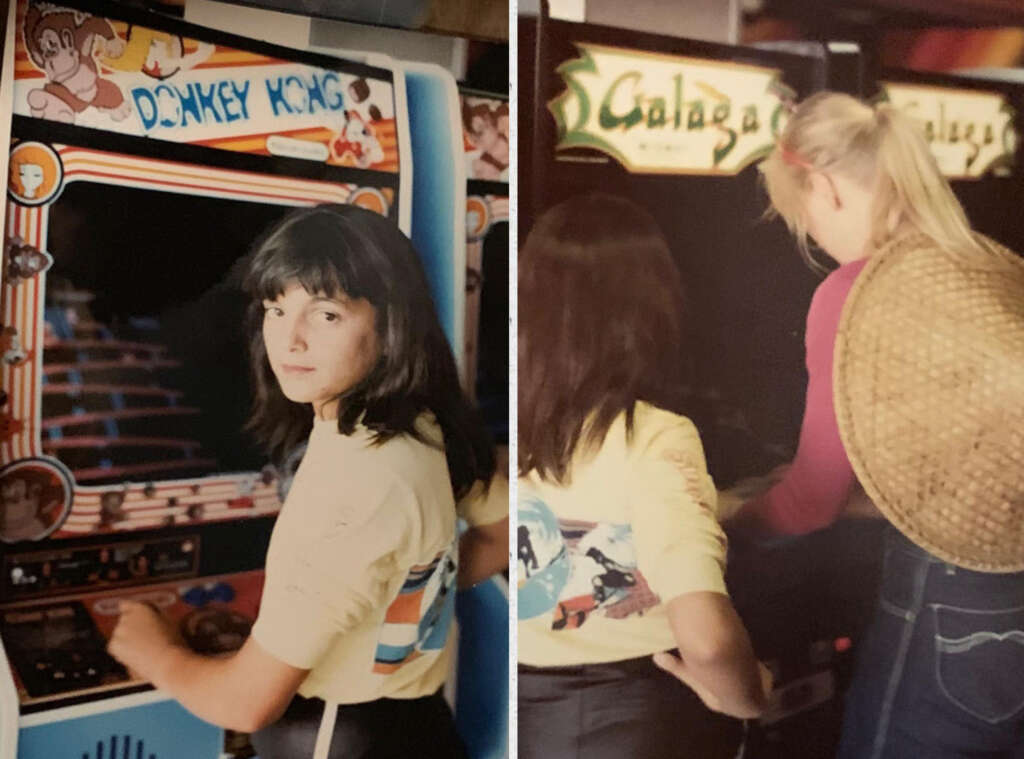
[932,603,1024,724]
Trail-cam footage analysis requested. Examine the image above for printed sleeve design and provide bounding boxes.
[627,414,729,601]
[518,495,659,630]
[373,541,458,674]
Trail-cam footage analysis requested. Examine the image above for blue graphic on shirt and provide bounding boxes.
[517,496,570,620]
[517,494,657,629]
[373,541,457,673]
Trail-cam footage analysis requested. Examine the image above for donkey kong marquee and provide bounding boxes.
[12,0,401,171]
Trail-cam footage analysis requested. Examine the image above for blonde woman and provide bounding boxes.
[728,92,1024,758]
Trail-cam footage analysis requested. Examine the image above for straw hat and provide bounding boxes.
[834,232,1024,572]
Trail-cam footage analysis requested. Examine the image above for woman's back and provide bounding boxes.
[519,402,728,667]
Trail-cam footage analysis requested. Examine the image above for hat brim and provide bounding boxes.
[834,233,1024,573]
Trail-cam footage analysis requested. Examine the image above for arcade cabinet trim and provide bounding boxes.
[3,143,361,538]
[16,687,170,728]
[0,0,16,292]
[388,53,415,236]
[0,637,17,759]
[402,61,468,373]
[460,86,510,398]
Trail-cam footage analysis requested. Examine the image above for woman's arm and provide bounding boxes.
[629,410,769,717]
[456,468,510,589]
[458,516,509,589]
[108,464,416,731]
[733,263,865,536]
[654,592,770,719]
[108,601,308,733]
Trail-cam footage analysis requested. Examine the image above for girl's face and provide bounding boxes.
[262,282,381,419]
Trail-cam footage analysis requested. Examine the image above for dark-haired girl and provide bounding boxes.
[109,204,507,759]
[517,193,770,758]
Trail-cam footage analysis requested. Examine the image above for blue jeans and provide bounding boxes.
[839,527,1024,758]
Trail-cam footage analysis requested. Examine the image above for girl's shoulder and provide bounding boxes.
[626,403,711,478]
[630,402,702,449]
[303,416,445,494]
[380,413,446,469]
[811,258,869,314]
[569,402,703,470]
[289,418,451,536]
[311,412,442,455]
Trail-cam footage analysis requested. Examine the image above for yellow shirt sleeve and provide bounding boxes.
[251,491,411,670]
[456,473,510,527]
[629,413,728,602]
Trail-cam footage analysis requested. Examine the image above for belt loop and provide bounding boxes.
[312,700,339,759]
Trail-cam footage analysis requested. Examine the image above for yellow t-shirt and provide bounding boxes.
[251,415,504,704]
[518,402,728,667]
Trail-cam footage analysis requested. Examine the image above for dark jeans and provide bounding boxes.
[518,654,743,758]
[839,527,1024,759]
[251,690,468,759]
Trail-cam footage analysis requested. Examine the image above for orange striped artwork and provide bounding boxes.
[372,544,458,675]
[194,119,401,172]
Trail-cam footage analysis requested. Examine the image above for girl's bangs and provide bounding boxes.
[249,226,352,302]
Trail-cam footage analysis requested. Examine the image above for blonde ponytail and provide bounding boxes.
[871,103,984,257]
[761,91,991,269]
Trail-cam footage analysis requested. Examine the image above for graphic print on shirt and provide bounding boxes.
[518,495,659,630]
[372,541,457,674]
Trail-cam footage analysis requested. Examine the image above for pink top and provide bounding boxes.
[743,258,868,534]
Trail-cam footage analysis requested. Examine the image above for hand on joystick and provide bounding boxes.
[107,600,186,686]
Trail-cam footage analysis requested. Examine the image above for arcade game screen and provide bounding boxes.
[40,183,290,489]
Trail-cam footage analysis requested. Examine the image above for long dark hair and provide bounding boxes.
[518,193,684,483]
[244,204,495,500]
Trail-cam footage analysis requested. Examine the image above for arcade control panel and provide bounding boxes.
[0,536,263,711]
[727,519,886,758]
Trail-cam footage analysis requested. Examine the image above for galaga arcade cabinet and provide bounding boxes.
[520,14,884,758]
[868,67,1024,255]
[0,0,443,756]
